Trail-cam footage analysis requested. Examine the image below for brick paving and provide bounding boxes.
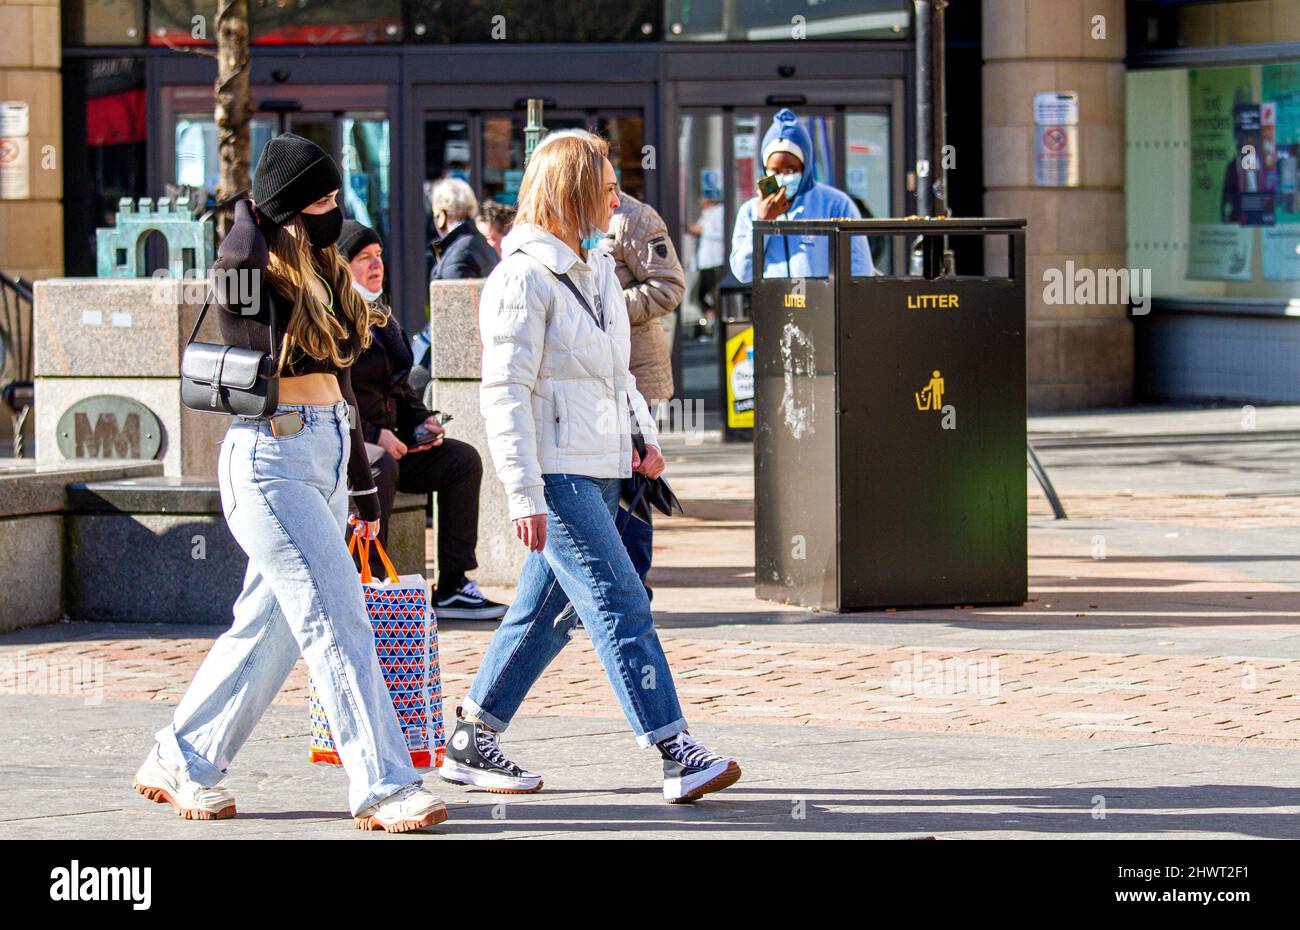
[6,625,1298,749]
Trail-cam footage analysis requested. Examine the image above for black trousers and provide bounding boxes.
[347,436,483,591]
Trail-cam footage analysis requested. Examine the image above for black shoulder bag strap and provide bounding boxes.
[552,270,603,331]
[184,273,283,367]
[552,267,647,450]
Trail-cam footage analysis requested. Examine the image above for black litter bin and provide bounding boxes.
[751,217,1027,611]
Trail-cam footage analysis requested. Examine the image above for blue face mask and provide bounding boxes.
[580,225,606,251]
[778,172,803,195]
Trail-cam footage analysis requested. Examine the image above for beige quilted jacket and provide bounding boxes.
[607,191,685,406]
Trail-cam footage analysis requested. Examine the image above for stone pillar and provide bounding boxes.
[0,0,61,282]
[425,279,528,587]
[0,0,62,451]
[982,0,1132,409]
[33,277,227,477]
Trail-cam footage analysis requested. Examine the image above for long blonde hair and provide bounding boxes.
[262,216,386,374]
[514,131,610,244]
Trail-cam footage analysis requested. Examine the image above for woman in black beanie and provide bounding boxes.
[133,133,448,833]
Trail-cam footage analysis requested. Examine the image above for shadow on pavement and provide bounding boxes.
[418,783,1300,839]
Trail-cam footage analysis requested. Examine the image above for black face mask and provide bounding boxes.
[299,206,343,249]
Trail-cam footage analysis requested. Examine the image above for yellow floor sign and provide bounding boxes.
[725,326,755,429]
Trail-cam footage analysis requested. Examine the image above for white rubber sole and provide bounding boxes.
[664,759,742,804]
[354,802,448,833]
[438,757,543,794]
[133,780,237,820]
[434,606,508,620]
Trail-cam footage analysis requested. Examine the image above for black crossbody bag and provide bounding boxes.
[180,288,283,419]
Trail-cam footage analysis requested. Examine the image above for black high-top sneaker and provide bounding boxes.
[438,707,543,794]
[658,731,742,804]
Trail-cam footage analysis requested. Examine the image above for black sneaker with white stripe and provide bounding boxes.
[658,731,742,803]
[435,578,508,620]
[438,708,543,794]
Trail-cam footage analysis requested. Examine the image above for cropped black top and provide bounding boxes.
[210,207,380,521]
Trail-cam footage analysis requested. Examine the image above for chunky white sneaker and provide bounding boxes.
[659,732,742,804]
[132,745,237,821]
[354,783,449,833]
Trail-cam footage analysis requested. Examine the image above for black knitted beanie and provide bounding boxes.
[336,220,382,261]
[251,133,343,225]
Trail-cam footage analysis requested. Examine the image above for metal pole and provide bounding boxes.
[930,0,948,219]
[911,1,932,275]
[913,0,932,219]
[1027,444,1068,520]
[524,98,545,166]
[931,0,955,274]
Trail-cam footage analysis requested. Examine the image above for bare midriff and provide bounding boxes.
[278,372,343,405]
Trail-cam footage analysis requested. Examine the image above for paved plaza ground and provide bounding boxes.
[2,404,1299,838]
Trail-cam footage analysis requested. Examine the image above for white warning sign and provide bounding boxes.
[0,101,31,200]
[1034,92,1079,187]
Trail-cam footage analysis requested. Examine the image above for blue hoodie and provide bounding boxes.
[729,108,874,283]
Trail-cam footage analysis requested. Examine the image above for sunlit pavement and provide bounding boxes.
[3,405,1299,838]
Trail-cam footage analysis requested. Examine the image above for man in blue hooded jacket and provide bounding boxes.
[729,108,874,282]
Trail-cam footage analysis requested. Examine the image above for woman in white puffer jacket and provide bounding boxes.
[439,130,742,805]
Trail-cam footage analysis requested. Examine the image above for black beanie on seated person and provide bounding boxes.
[251,132,343,226]
[336,220,382,262]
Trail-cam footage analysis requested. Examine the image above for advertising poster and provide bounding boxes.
[1187,67,1255,280]
[725,326,755,430]
[1262,63,1300,280]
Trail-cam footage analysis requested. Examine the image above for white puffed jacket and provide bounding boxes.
[479,222,660,520]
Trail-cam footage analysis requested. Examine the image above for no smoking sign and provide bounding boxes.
[1033,91,1079,187]
[0,135,28,199]
[1042,126,1068,152]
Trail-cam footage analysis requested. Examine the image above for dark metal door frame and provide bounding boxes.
[405,81,657,332]
[663,77,907,414]
[156,81,404,303]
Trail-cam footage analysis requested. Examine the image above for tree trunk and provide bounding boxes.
[214,1,252,239]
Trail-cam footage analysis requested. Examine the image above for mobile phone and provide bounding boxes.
[757,174,783,198]
[410,424,443,449]
[269,410,305,437]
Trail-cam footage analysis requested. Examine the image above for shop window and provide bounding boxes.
[1129,0,1300,53]
[63,58,148,276]
[665,0,908,42]
[1127,63,1300,300]
[407,0,658,42]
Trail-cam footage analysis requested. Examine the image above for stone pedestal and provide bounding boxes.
[0,459,163,633]
[65,478,430,624]
[426,279,528,587]
[33,276,227,476]
[982,0,1133,410]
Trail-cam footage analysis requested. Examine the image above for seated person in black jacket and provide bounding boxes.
[338,220,507,620]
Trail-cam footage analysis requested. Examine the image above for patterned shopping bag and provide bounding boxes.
[308,536,445,768]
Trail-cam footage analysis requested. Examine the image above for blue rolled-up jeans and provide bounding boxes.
[154,401,421,816]
[464,473,687,748]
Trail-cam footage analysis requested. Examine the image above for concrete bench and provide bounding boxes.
[63,477,429,625]
[0,460,164,632]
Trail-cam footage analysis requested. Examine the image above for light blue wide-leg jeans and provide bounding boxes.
[154,401,421,816]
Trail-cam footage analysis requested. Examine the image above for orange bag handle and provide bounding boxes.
[348,532,400,585]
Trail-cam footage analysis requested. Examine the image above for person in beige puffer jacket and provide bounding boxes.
[606,190,685,409]
[602,189,686,602]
